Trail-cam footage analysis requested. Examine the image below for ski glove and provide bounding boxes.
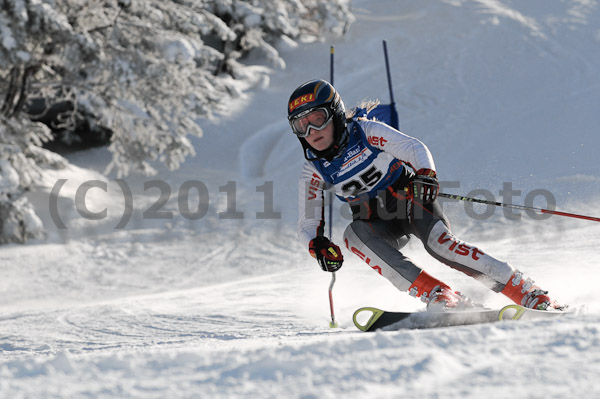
[309,236,344,272]
[410,168,439,204]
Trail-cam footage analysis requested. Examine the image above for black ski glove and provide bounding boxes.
[309,236,344,272]
[410,168,439,204]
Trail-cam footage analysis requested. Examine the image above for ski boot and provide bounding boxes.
[501,271,564,310]
[408,271,475,311]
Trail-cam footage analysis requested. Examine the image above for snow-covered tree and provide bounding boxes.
[0,0,354,243]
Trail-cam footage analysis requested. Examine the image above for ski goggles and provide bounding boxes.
[289,108,332,137]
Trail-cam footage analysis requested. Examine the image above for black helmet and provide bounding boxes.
[287,79,348,161]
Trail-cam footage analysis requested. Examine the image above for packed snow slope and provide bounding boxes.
[3,1,600,398]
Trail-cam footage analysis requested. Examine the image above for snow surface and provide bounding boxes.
[3,0,600,398]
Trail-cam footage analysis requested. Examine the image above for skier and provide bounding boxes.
[290,79,563,311]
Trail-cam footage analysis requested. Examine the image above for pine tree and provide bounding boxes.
[0,0,353,243]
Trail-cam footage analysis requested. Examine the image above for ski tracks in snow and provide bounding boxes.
[2,270,600,399]
[0,271,330,357]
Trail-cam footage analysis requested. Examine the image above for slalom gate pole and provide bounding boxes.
[327,46,338,328]
[383,40,395,105]
[438,192,600,222]
[328,45,335,239]
[382,40,399,129]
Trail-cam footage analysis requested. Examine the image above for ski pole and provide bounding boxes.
[438,192,600,222]
[328,271,338,328]
[327,45,338,329]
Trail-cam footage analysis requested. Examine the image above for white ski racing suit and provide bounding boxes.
[298,118,516,294]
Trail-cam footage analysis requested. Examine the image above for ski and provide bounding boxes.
[352,304,570,331]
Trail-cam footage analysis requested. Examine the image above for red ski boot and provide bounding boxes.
[501,271,563,310]
[408,271,474,311]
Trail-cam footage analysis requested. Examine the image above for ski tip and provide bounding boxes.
[499,303,572,321]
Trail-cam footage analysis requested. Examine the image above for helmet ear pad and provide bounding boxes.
[330,94,348,148]
[316,92,348,161]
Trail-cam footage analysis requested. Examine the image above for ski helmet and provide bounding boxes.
[287,79,348,161]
